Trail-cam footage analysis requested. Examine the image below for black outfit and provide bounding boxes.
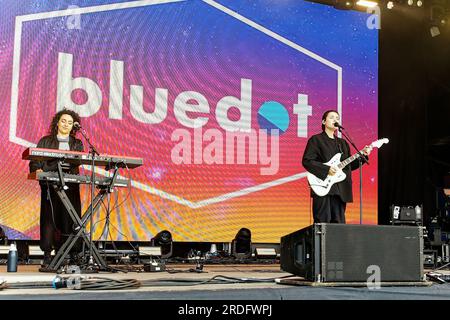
[29,135,83,255]
[302,131,367,223]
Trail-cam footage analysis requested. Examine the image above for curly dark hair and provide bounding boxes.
[48,109,81,136]
[321,110,339,131]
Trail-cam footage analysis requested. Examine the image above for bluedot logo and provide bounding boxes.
[257,101,290,134]
[55,51,314,175]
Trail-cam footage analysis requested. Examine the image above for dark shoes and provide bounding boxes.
[42,252,52,266]
[39,252,55,273]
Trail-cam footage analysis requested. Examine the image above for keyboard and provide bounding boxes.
[22,148,143,169]
[28,171,129,188]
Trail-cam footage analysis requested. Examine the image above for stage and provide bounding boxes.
[0,264,449,300]
[0,0,450,309]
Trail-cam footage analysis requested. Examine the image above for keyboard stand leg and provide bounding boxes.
[47,185,108,271]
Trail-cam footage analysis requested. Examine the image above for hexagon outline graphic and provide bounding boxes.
[9,0,343,209]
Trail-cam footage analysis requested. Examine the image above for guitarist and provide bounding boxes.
[302,110,372,224]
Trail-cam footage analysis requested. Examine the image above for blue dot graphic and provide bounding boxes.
[257,101,290,134]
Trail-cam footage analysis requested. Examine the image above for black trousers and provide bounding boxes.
[312,195,346,224]
[40,183,81,253]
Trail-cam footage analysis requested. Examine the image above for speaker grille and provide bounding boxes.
[322,224,422,282]
[281,224,423,282]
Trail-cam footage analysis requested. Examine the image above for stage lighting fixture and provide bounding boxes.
[332,0,355,10]
[430,26,441,37]
[356,0,378,8]
[408,0,414,5]
[417,0,422,7]
[387,1,394,9]
[430,5,448,36]
[255,247,277,259]
[231,228,252,259]
[150,230,173,259]
[138,246,162,264]
[28,245,48,258]
[0,245,9,255]
[139,246,162,257]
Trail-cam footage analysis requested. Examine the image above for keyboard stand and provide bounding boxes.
[45,162,116,272]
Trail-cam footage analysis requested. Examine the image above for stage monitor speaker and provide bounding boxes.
[280,224,423,282]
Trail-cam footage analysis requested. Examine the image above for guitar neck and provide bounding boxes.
[337,151,364,170]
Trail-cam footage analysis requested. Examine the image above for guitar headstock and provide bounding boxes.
[371,138,389,149]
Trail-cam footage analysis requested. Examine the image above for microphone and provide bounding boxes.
[333,122,344,129]
[73,122,81,129]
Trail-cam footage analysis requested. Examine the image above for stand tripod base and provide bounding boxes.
[38,267,58,273]
[75,266,100,274]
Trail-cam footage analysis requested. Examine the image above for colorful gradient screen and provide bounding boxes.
[0,0,378,242]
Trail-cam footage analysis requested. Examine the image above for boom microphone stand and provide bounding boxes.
[74,122,100,271]
[336,124,369,224]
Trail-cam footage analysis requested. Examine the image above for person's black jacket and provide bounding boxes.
[29,135,84,174]
[302,132,368,203]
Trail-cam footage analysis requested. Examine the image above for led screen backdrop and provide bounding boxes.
[0,0,378,242]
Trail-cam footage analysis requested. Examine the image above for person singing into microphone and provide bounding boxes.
[302,110,372,224]
[29,109,84,271]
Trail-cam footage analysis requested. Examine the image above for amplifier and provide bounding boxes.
[423,250,437,268]
[280,224,424,282]
[390,205,422,225]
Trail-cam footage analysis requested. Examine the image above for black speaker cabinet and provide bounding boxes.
[280,224,423,282]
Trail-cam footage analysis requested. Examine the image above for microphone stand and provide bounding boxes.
[337,126,369,225]
[76,126,100,271]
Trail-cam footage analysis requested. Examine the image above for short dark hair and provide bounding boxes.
[321,110,339,131]
[49,109,81,136]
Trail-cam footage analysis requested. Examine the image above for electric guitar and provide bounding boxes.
[306,138,389,197]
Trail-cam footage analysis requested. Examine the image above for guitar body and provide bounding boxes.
[307,153,347,197]
[305,137,389,197]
